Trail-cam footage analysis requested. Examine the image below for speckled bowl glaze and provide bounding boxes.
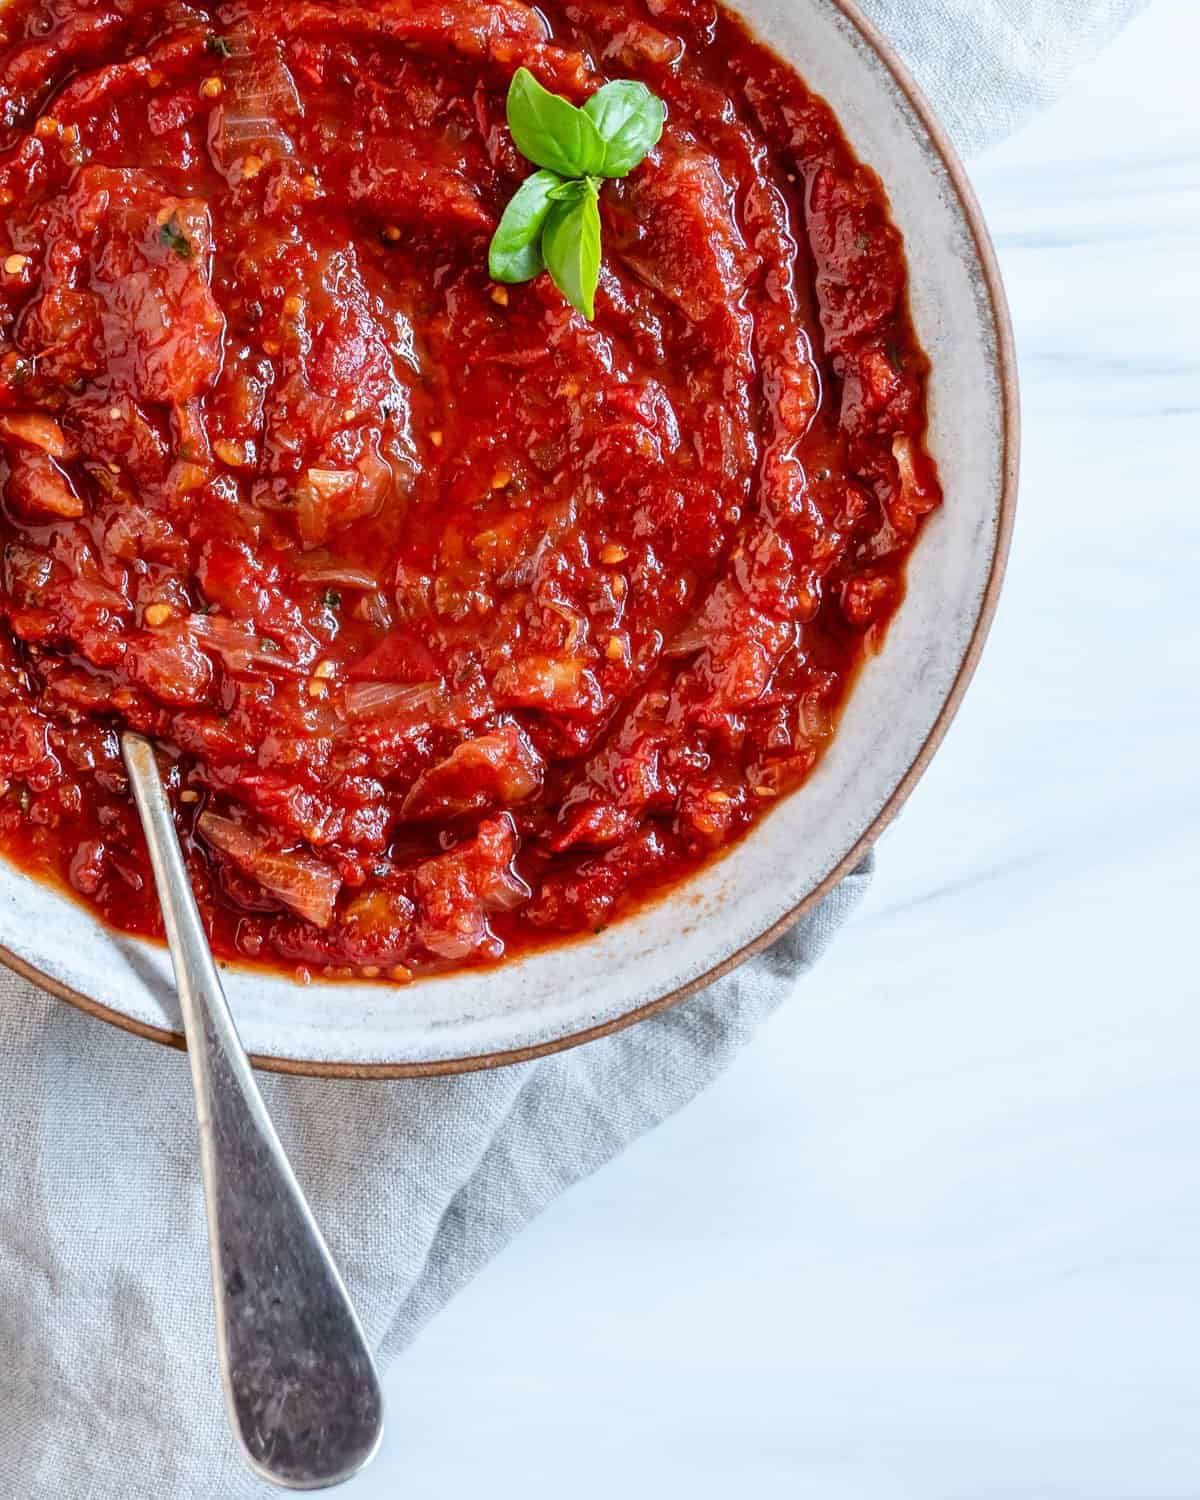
[0,0,1017,1074]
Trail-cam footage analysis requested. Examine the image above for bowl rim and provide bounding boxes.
[0,0,1019,1078]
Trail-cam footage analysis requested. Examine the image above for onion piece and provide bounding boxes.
[217,113,295,159]
[208,38,301,167]
[480,866,532,911]
[293,554,380,590]
[797,696,832,742]
[303,568,381,590]
[199,812,341,928]
[664,620,707,657]
[186,613,304,674]
[543,600,586,654]
[343,680,445,719]
[305,467,358,496]
[357,589,393,631]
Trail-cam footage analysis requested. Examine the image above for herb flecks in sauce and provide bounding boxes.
[157,213,193,260]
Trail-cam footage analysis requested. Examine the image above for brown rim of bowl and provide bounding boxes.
[0,0,1019,1079]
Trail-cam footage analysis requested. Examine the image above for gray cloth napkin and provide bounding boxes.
[0,862,871,1499]
[870,0,1147,154]
[0,3,1146,1494]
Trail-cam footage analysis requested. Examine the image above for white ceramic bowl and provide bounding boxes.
[0,0,1017,1075]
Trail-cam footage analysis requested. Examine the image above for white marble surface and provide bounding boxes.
[349,4,1200,1495]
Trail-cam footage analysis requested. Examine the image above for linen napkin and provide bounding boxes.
[0,3,1146,1495]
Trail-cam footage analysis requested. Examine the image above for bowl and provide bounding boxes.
[0,0,1017,1075]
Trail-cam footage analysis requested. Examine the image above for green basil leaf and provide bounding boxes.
[488,168,562,282]
[506,67,606,178]
[583,80,665,176]
[541,183,601,319]
[545,176,596,203]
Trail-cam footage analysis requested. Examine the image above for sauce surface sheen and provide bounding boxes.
[0,0,940,980]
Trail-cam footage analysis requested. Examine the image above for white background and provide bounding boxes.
[352,2,1200,1494]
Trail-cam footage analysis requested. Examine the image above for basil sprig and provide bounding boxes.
[488,68,664,319]
[583,79,667,177]
[489,168,562,283]
[541,178,601,319]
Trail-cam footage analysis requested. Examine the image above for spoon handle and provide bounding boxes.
[121,733,383,1491]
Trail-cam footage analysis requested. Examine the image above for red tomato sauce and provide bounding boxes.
[0,0,940,981]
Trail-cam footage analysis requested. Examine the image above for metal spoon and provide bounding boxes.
[121,731,384,1491]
